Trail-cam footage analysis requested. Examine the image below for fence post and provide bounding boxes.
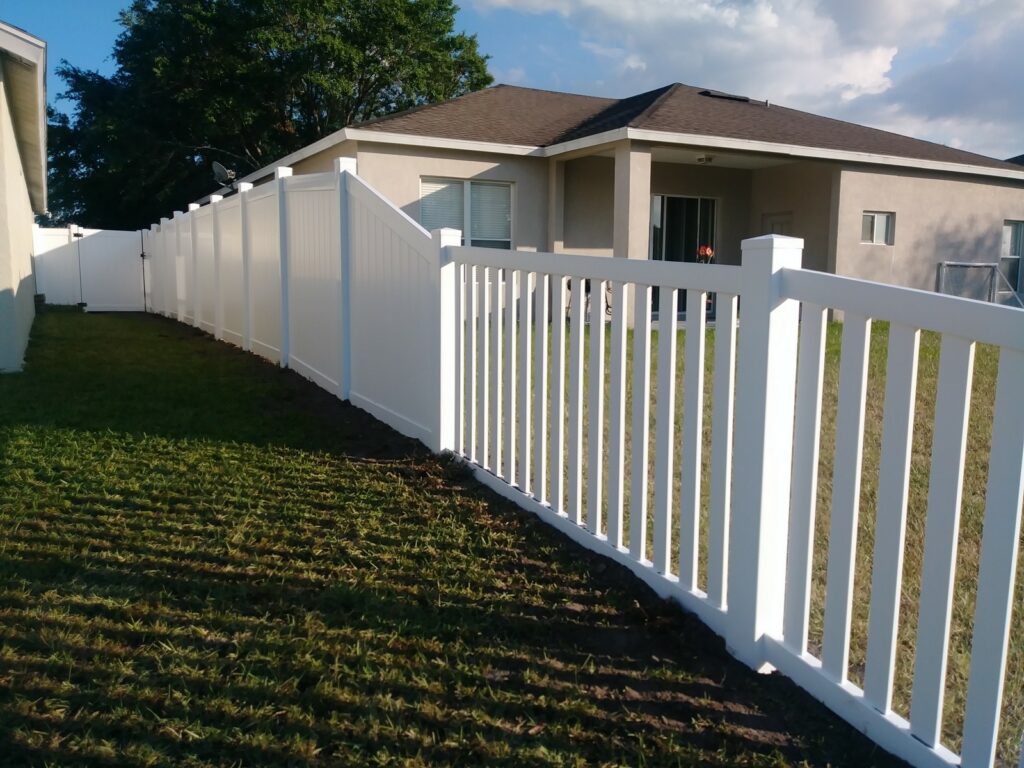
[173,211,186,322]
[147,224,158,313]
[334,157,357,399]
[209,195,224,340]
[276,167,293,368]
[238,182,253,352]
[187,203,200,327]
[159,218,170,316]
[434,227,462,453]
[726,234,803,671]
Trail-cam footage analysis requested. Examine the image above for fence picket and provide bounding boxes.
[630,286,653,561]
[533,274,550,504]
[822,314,872,683]
[961,349,1024,767]
[606,281,628,549]
[518,272,533,493]
[783,304,827,652]
[707,293,737,609]
[476,266,490,470]
[680,289,706,591]
[466,265,478,464]
[653,288,678,575]
[911,334,976,748]
[504,270,517,481]
[454,263,465,456]
[490,268,503,476]
[549,277,568,515]
[864,323,920,713]
[587,280,607,534]
[567,277,586,524]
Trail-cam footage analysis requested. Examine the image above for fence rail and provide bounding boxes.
[140,161,1024,768]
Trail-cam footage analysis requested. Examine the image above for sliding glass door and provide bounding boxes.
[649,195,717,316]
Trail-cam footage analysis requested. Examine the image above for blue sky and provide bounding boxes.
[2,0,1021,160]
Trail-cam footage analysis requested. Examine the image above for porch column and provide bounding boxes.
[547,159,565,253]
[614,142,651,327]
[613,141,651,261]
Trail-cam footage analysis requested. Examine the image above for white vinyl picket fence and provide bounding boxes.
[33,225,145,311]
[143,160,1024,768]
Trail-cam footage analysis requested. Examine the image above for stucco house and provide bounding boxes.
[0,21,45,372]
[226,82,1024,311]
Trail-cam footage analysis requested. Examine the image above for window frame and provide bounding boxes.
[1000,220,1023,293]
[861,211,895,246]
[419,177,514,250]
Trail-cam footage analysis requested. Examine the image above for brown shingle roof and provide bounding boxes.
[354,83,1021,173]
[356,85,616,146]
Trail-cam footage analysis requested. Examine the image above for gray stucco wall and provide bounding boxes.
[835,167,1024,290]
[563,156,614,256]
[749,161,836,272]
[0,63,37,373]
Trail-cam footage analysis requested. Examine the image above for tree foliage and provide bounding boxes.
[45,0,492,229]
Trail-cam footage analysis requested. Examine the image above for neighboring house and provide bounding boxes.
[1007,154,1024,166]
[0,21,45,372]
[223,82,1024,307]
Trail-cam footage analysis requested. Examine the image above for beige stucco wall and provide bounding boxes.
[563,156,614,256]
[835,167,1024,290]
[293,140,550,251]
[749,161,836,272]
[289,139,358,176]
[0,64,37,372]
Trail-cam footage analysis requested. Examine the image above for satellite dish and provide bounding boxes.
[212,160,237,186]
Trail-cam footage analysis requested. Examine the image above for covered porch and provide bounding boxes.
[547,139,839,315]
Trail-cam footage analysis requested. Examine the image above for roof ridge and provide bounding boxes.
[626,83,682,128]
[484,83,614,101]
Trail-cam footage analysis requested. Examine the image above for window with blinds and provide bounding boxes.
[420,179,464,234]
[419,177,512,249]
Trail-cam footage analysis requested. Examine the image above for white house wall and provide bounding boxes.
[0,64,37,372]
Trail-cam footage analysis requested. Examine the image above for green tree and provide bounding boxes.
[45,0,491,229]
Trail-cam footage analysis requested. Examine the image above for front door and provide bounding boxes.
[650,195,717,316]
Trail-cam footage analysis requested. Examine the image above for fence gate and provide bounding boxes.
[33,225,145,311]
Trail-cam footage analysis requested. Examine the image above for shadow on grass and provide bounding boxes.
[0,311,906,766]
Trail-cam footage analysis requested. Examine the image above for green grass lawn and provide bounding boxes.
[0,310,903,767]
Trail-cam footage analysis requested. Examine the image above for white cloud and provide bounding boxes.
[499,66,527,84]
[472,0,1024,159]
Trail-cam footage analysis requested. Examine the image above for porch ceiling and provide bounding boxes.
[650,145,791,169]
[589,144,794,170]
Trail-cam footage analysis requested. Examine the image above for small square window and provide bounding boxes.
[861,211,894,245]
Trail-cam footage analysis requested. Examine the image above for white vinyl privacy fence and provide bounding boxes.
[144,160,1024,768]
[33,225,145,311]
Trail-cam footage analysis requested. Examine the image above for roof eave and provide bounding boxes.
[0,23,46,214]
[541,127,1024,182]
[217,119,1024,203]
[227,127,542,192]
